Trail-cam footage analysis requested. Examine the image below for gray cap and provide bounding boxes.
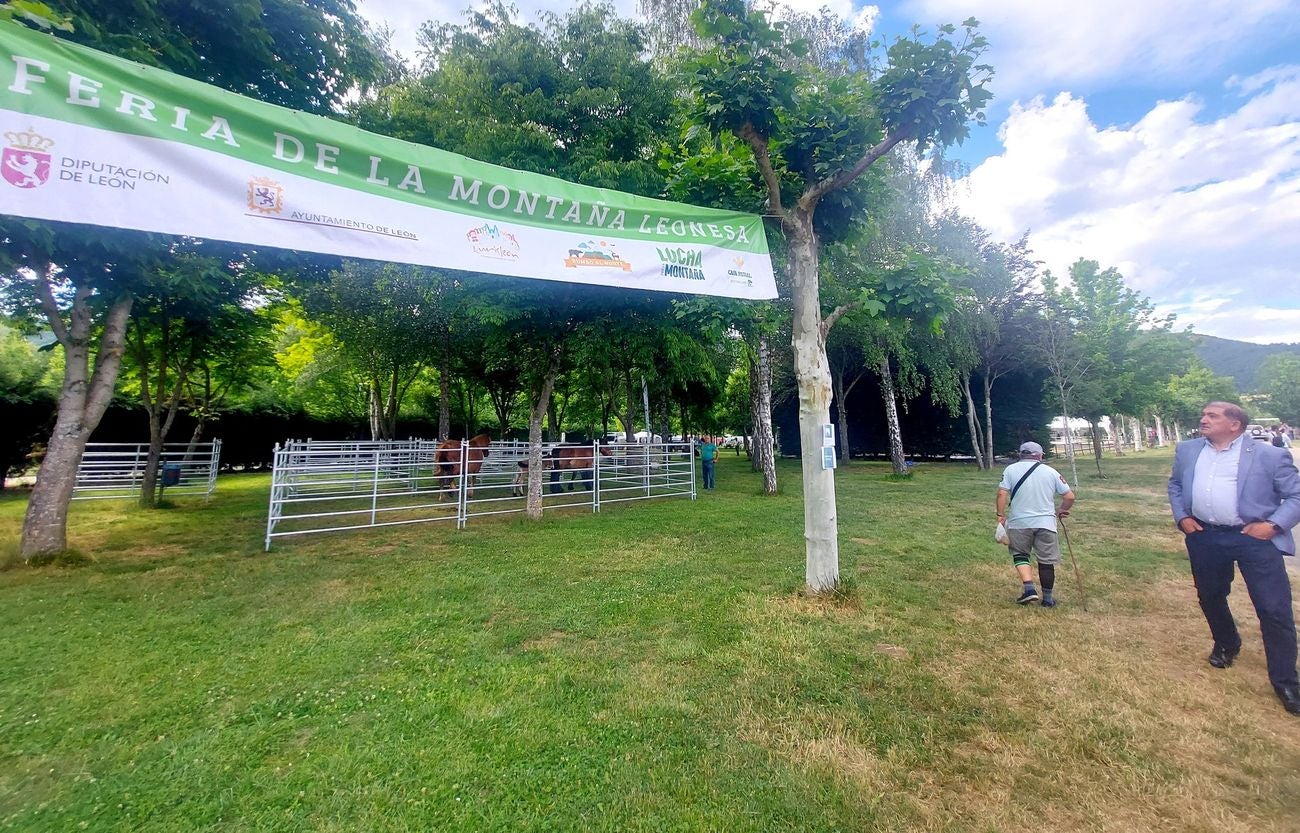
[1019,441,1044,456]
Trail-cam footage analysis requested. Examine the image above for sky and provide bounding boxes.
[354,0,1300,345]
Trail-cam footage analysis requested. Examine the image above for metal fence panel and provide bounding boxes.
[265,439,696,550]
[72,440,222,501]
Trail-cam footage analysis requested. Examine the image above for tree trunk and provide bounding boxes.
[139,358,189,509]
[1056,392,1081,488]
[367,380,382,440]
[1110,414,1124,456]
[1156,416,1166,447]
[832,364,851,465]
[623,372,637,442]
[437,367,451,441]
[787,216,839,592]
[1090,421,1105,477]
[982,369,996,467]
[752,334,777,494]
[961,371,986,470]
[878,355,908,475]
[21,290,134,560]
[526,348,563,519]
[1132,416,1144,452]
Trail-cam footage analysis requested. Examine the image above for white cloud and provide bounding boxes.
[954,67,1300,343]
[901,0,1300,101]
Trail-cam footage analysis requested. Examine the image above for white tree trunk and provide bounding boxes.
[961,372,986,469]
[525,349,562,519]
[787,217,839,592]
[753,334,777,494]
[1132,416,1144,452]
[1156,417,1167,447]
[879,355,907,475]
[22,290,133,560]
[982,371,996,466]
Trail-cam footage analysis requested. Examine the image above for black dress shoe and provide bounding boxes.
[1277,686,1300,715]
[1208,644,1240,668]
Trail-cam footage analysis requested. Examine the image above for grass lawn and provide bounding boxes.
[2,450,1298,831]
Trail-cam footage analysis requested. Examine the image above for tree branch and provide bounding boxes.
[33,274,70,346]
[735,123,785,219]
[84,293,135,427]
[821,301,861,338]
[805,128,909,207]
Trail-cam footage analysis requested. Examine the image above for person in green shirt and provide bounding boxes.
[696,437,718,490]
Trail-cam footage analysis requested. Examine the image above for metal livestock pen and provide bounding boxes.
[264,439,695,550]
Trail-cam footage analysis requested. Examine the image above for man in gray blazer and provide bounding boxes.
[1168,401,1300,716]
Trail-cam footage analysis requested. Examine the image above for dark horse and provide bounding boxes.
[434,433,491,499]
[547,444,612,493]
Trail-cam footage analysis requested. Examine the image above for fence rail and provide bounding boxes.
[265,440,695,550]
[72,440,222,501]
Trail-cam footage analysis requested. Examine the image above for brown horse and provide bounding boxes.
[434,433,491,498]
[548,444,612,493]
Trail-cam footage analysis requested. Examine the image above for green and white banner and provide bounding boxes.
[0,22,776,299]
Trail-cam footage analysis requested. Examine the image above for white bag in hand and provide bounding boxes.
[994,521,1009,544]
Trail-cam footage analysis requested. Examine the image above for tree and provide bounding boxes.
[685,0,991,591]
[1036,260,1176,481]
[933,218,1039,469]
[0,320,53,490]
[1259,354,1300,423]
[301,262,458,441]
[118,244,269,506]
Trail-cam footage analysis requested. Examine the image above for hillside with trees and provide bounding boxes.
[1187,333,1300,393]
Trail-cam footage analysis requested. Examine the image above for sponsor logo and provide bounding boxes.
[248,176,284,214]
[244,177,418,239]
[3,128,53,189]
[726,256,755,287]
[564,240,632,272]
[656,246,706,281]
[59,157,171,190]
[466,222,520,260]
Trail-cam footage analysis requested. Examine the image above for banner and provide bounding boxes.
[0,22,776,299]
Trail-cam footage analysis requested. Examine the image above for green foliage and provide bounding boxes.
[1160,362,1239,426]
[362,1,672,196]
[39,0,398,114]
[874,20,993,151]
[1259,353,1300,423]
[0,323,49,403]
[686,0,799,141]
[0,0,72,30]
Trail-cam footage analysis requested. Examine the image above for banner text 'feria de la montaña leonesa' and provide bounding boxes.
[0,22,776,299]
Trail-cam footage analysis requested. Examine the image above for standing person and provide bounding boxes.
[1167,401,1300,716]
[996,441,1076,606]
[696,436,718,490]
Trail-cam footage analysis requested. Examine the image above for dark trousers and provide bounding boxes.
[1186,528,1298,688]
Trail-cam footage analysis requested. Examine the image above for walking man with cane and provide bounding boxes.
[996,441,1076,606]
[1167,401,1300,716]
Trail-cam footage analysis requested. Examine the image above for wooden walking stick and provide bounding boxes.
[1058,515,1088,611]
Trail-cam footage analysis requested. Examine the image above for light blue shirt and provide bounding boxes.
[999,460,1071,530]
[1190,435,1245,525]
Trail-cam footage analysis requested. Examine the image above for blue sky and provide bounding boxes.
[358,0,1300,344]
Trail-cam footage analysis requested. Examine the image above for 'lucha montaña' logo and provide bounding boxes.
[2,128,54,189]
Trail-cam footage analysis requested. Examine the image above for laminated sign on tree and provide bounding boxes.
[0,22,776,299]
